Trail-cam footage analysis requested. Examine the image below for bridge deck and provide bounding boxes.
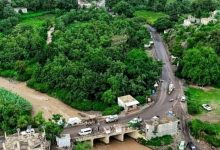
[75,127,137,141]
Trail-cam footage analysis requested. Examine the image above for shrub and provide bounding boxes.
[136,96,146,104]
[27,79,49,93]
[92,101,108,111]
[0,70,18,78]
[187,100,201,115]
[138,135,173,147]
[75,142,92,150]
[71,100,93,111]
[189,119,220,147]
[204,136,220,147]
[154,16,172,32]
[102,105,122,115]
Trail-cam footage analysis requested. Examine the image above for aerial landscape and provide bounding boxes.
[0,0,220,149]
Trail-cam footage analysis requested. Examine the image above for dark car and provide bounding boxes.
[187,142,197,150]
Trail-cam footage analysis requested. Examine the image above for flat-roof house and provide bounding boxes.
[117,95,139,112]
[14,7,28,13]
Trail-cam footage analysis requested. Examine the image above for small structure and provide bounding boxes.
[145,115,179,140]
[118,95,139,112]
[56,134,71,148]
[14,7,28,13]
[77,0,105,8]
[183,10,219,27]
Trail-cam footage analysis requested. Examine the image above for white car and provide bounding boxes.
[179,141,185,150]
[181,96,186,102]
[169,98,174,102]
[105,115,119,123]
[78,128,92,136]
[129,117,142,124]
[202,104,212,111]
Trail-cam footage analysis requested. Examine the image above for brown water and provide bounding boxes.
[0,77,87,119]
[93,137,151,150]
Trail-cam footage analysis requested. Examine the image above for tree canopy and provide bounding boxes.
[0,9,162,113]
[181,47,220,85]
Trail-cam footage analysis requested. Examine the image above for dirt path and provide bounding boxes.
[0,77,87,120]
[47,26,54,44]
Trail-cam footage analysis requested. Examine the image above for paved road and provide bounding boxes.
[63,26,191,145]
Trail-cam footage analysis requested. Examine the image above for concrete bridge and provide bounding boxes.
[74,126,140,147]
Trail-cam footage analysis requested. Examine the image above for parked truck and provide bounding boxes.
[105,115,119,123]
[168,82,175,94]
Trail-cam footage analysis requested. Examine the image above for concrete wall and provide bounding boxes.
[118,98,125,108]
[145,120,178,140]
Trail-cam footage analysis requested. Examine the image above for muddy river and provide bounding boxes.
[93,137,151,150]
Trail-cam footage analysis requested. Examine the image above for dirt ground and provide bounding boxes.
[0,77,88,120]
[190,85,214,91]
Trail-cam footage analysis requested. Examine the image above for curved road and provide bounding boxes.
[63,26,191,146]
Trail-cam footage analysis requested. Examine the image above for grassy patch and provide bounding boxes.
[134,10,168,24]
[19,11,55,28]
[186,87,220,122]
[138,135,173,147]
[189,119,220,147]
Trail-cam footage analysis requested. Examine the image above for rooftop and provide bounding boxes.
[118,95,139,106]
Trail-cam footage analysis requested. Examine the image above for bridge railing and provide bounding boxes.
[74,126,137,141]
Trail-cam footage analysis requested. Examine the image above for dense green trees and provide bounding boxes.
[154,16,172,31]
[11,0,78,10]
[181,47,220,85]
[0,9,161,113]
[165,22,220,85]
[0,1,19,32]
[0,88,63,141]
[0,88,32,133]
[191,0,218,17]
[112,1,134,17]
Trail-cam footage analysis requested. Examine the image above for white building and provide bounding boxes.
[14,7,28,13]
[77,0,105,8]
[56,134,71,148]
[145,116,179,140]
[118,95,140,112]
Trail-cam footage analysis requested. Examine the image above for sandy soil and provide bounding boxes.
[0,77,87,120]
[94,138,151,150]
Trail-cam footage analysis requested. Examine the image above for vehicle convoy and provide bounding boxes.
[105,115,119,123]
[168,82,175,94]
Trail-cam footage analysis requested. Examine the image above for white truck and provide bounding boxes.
[67,117,81,126]
[168,82,175,95]
[105,115,119,123]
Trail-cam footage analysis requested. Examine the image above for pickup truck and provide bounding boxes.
[168,82,175,94]
[105,115,119,123]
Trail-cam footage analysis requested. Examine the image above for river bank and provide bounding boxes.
[0,77,86,119]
